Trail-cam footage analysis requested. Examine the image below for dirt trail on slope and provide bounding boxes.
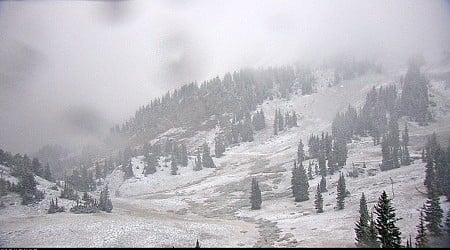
[117,154,286,247]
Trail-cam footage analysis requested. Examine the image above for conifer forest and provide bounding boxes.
[1,0,450,248]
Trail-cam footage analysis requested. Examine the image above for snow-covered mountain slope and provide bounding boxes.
[1,65,450,247]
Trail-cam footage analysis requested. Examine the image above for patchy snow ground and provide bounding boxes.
[1,65,450,247]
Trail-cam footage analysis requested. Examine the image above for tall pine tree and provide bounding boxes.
[180,143,188,167]
[297,139,305,163]
[424,184,443,236]
[355,193,378,248]
[194,150,202,171]
[445,208,450,234]
[336,173,346,210]
[99,185,113,213]
[171,157,178,175]
[202,143,216,168]
[415,205,428,248]
[291,161,309,202]
[374,191,402,248]
[318,151,327,177]
[388,114,400,169]
[250,177,262,210]
[319,175,327,193]
[401,123,411,166]
[381,134,392,171]
[273,109,278,135]
[144,153,158,176]
[314,183,324,213]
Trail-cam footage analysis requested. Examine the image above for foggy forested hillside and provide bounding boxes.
[1,0,450,248]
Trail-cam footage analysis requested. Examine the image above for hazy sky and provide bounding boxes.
[1,0,449,153]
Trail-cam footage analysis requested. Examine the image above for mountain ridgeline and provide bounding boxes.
[107,59,382,154]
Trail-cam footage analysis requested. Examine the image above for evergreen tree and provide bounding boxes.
[292,111,298,127]
[181,143,188,167]
[355,193,377,248]
[324,133,333,159]
[297,139,305,163]
[195,239,200,248]
[105,199,113,213]
[80,165,90,191]
[231,123,240,144]
[18,168,37,205]
[318,151,327,177]
[445,208,450,234]
[291,161,309,202]
[47,197,65,214]
[164,139,173,156]
[31,158,43,177]
[308,134,319,158]
[0,178,7,197]
[307,165,313,180]
[278,109,284,131]
[48,198,56,214]
[99,185,113,213]
[374,190,402,248]
[194,150,203,171]
[95,162,103,179]
[336,173,346,210]
[82,191,89,201]
[171,157,178,175]
[415,206,428,248]
[426,132,439,161]
[103,161,109,178]
[260,109,266,129]
[285,111,291,128]
[333,137,348,167]
[241,113,254,142]
[368,212,380,248]
[202,143,216,169]
[123,162,134,179]
[424,152,436,195]
[87,171,96,191]
[424,185,443,236]
[144,153,158,176]
[399,60,430,125]
[388,114,401,169]
[297,161,310,202]
[434,147,449,196]
[319,175,327,193]
[401,123,411,166]
[291,161,299,199]
[60,180,79,201]
[214,135,226,158]
[43,163,52,182]
[273,110,278,135]
[250,177,262,210]
[327,152,337,175]
[302,74,314,95]
[359,193,369,219]
[252,110,260,131]
[314,184,324,213]
[406,236,412,248]
[381,134,392,171]
[173,143,180,164]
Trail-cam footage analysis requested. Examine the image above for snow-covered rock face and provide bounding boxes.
[1,65,450,247]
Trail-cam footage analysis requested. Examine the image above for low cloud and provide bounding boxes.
[0,0,449,153]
